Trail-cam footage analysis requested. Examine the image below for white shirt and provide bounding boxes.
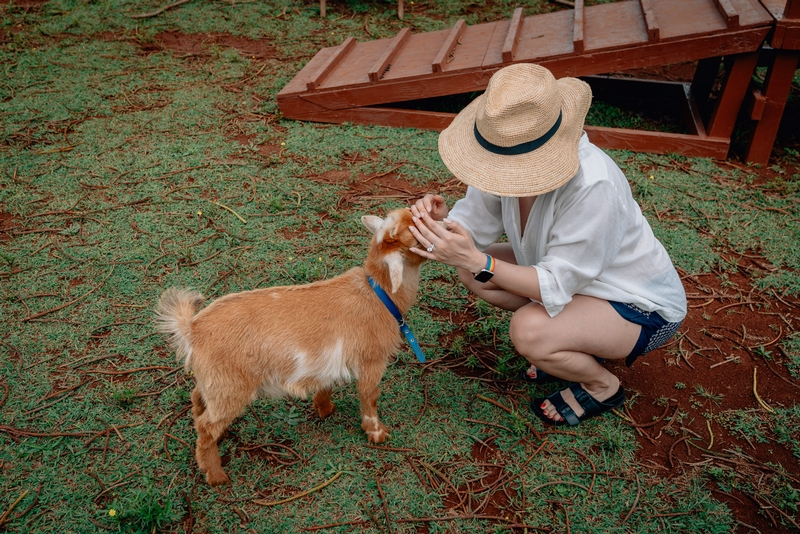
[448,133,687,323]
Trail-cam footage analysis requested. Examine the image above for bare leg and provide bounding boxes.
[356,374,388,443]
[313,388,335,419]
[509,295,640,422]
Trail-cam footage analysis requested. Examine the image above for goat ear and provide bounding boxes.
[361,215,384,236]
[384,251,404,293]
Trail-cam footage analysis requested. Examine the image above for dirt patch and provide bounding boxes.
[307,168,430,209]
[0,212,14,241]
[140,31,278,59]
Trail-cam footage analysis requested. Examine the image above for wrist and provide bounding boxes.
[472,253,496,283]
[469,252,489,274]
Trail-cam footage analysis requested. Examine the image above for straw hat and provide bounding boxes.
[438,63,592,197]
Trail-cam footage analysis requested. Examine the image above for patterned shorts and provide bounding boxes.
[609,301,683,367]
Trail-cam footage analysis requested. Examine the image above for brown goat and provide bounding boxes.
[155,209,426,486]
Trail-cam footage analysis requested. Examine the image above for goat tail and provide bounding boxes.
[155,288,205,372]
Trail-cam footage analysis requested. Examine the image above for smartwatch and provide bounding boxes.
[473,254,495,283]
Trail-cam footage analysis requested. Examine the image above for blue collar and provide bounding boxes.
[368,276,426,363]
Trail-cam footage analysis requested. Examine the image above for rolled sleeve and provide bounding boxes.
[447,187,505,251]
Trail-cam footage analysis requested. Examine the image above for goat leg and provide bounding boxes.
[313,388,335,419]
[357,377,389,443]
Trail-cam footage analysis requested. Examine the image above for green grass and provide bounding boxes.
[1,0,799,532]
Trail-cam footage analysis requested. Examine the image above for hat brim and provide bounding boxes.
[438,77,592,197]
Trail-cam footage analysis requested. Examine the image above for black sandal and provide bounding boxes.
[531,383,626,427]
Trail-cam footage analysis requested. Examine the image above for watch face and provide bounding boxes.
[474,269,494,283]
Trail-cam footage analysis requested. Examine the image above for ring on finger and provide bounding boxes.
[426,243,435,253]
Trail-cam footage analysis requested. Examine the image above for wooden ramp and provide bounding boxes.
[278,0,775,159]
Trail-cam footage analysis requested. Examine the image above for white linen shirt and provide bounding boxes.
[447,133,687,323]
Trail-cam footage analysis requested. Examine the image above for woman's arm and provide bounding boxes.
[409,215,543,302]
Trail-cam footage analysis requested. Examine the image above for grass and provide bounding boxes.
[1,0,800,532]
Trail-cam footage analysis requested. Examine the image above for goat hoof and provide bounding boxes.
[367,426,390,444]
[315,402,335,419]
[205,469,231,487]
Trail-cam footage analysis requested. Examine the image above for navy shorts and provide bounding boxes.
[609,301,682,367]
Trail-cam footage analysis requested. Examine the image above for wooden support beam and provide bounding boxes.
[369,28,411,83]
[573,0,585,54]
[398,0,404,20]
[290,105,732,159]
[745,51,800,164]
[502,8,525,63]
[432,19,466,73]
[712,0,739,28]
[747,89,766,120]
[681,83,708,137]
[306,37,356,90]
[707,51,759,138]
[786,0,800,19]
[638,0,660,41]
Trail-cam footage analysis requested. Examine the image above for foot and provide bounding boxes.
[205,468,231,487]
[314,400,335,419]
[539,377,621,423]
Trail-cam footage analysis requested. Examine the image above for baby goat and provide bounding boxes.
[155,209,426,486]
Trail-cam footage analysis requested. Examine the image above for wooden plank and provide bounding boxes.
[584,126,730,158]
[642,0,767,41]
[638,0,661,41]
[279,46,337,96]
[502,8,525,63]
[712,0,739,28]
[306,37,356,90]
[583,1,650,52]
[432,19,466,73]
[287,106,732,159]
[573,0,585,53]
[368,28,411,83]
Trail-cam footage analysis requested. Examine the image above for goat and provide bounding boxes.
[155,208,426,486]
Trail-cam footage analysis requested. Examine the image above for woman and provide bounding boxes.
[408,63,686,426]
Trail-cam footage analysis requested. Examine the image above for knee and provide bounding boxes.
[509,307,551,361]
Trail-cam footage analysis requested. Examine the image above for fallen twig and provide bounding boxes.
[375,475,394,534]
[752,367,775,413]
[0,490,28,528]
[253,472,342,506]
[211,200,247,224]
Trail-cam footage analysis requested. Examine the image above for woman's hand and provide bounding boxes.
[409,215,486,273]
[410,194,449,221]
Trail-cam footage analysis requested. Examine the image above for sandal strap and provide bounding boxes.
[546,390,581,426]
[568,383,626,418]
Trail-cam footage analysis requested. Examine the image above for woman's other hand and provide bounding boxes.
[410,194,449,221]
[409,216,485,273]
